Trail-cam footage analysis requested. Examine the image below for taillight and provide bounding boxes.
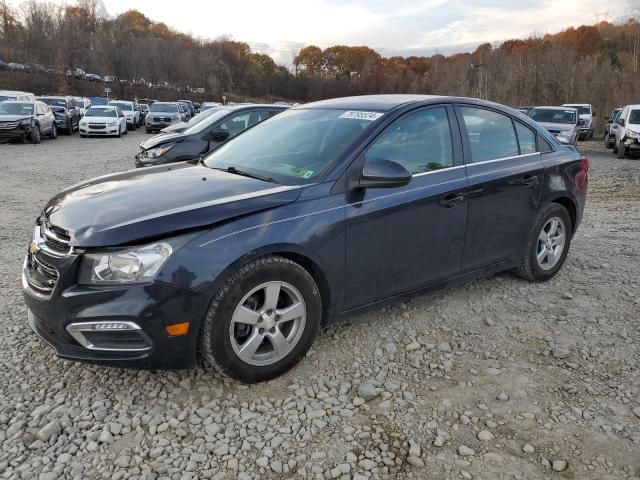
[580,157,589,174]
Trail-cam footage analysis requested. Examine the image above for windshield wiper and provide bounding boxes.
[213,166,277,184]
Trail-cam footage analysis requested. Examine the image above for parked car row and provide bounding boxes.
[524,103,595,145]
[604,104,640,158]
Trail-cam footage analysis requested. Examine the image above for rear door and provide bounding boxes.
[344,105,469,308]
[456,105,544,272]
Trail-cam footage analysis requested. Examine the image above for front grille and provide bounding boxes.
[88,123,106,129]
[152,116,171,122]
[25,253,58,295]
[0,122,19,129]
[40,219,71,255]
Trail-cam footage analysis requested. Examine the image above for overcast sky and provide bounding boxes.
[9,0,631,64]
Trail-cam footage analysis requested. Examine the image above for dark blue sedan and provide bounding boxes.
[23,95,588,382]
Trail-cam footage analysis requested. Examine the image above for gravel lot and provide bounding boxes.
[0,132,639,480]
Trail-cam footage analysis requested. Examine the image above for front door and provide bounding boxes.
[345,105,468,309]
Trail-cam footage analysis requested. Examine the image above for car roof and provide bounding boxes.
[625,104,640,109]
[532,106,577,110]
[561,103,590,107]
[0,90,35,95]
[293,94,533,113]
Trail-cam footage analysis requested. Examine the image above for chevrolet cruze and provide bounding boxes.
[23,95,588,383]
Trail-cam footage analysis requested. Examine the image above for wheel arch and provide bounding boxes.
[206,244,336,327]
[548,195,577,232]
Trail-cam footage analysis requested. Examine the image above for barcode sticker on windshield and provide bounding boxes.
[339,111,384,121]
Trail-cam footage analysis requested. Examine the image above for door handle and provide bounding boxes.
[439,193,466,208]
[509,175,539,188]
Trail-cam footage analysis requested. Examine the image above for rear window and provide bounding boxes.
[151,103,178,113]
[109,102,132,111]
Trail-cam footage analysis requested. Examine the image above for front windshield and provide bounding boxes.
[109,102,132,111]
[86,107,117,117]
[629,110,640,124]
[40,98,67,108]
[151,103,178,113]
[0,102,33,115]
[204,108,379,185]
[0,96,13,101]
[183,108,230,134]
[530,108,576,124]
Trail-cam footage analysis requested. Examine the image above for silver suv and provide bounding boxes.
[561,103,594,140]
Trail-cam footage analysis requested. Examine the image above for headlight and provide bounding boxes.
[78,242,172,285]
[173,114,181,120]
[558,130,574,137]
[626,129,640,137]
[107,121,117,127]
[145,144,175,158]
[19,118,32,126]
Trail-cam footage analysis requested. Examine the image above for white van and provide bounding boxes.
[613,104,640,158]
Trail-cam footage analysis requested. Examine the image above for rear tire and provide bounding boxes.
[200,256,321,383]
[604,133,610,148]
[49,124,57,139]
[617,140,627,158]
[514,203,572,282]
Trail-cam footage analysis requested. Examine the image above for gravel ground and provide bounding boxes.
[0,132,639,480]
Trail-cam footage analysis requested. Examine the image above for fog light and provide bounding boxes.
[166,322,189,336]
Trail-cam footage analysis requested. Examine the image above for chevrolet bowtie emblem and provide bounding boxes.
[29,241,39,255]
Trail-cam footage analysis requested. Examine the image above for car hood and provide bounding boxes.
[43,163,301,247]
[140,132,185,150]
[0,115,32,122]
[537,122,577,132]
[82,116,119,123]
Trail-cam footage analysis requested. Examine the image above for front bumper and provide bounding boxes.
[23,248,210,369]
[0,126,30,139]
[80,125,120,136]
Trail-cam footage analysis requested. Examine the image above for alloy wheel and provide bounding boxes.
[229,281,306,366]
[536,217,566,270]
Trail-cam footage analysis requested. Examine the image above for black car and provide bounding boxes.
[136,104,286,167]
[37,96,81,134]
[0,100,58,143]
[23,95,588,383]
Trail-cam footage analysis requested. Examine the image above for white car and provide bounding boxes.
[561,103,594,140]
[79,106,127,138]
[74,97,92,117]
[613,104,640,158]
[107,100,139,130]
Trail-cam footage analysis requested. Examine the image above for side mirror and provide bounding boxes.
[607,119,613,124]
[592,112,595,117]
[618,118,626,127]
[357,159,411,189]
[208,129,229,141]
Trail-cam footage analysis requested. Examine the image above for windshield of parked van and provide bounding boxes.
[575,106,590,115]
[530,108,577,124]
[40,98,67,108]
[85,107,117,117]
[151,103,178,113]
[109,102,132,111]
[183,108,230,134]
[629,110,640,124]
[0,102,33,115]
[204,108,379,185]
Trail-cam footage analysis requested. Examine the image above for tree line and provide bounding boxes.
[1,0,639,118]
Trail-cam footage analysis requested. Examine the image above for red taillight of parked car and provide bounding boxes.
[576,157,589,190]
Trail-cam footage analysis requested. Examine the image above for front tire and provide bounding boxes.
[200,256,321,383]
[604,133,611,148]
[30,125,41,144]
[515,203,572,282]
[49,124,57,139]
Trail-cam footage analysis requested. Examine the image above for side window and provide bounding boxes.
[537,136,553,153]
[219,112,251,138]
[515,122,536,154]
[364,107,454,174]
[460,107,519,163]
